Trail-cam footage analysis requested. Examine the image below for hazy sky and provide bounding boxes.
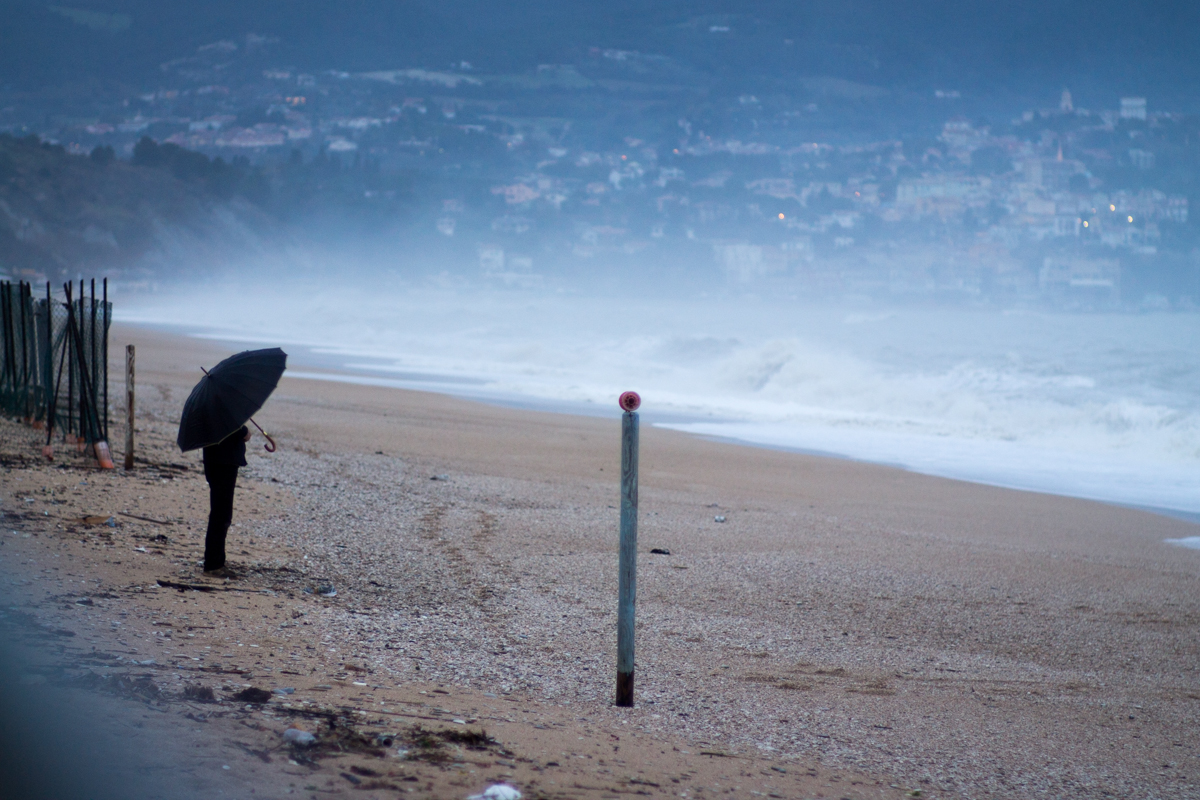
[4,1,1198,104]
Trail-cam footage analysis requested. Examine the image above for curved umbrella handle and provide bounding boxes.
[248,417,277,453]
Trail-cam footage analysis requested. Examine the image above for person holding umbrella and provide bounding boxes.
[177,347,287,577]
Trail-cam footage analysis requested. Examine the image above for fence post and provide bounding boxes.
[1,282,11,403]
[66,283,74,440]
[89,279,97,434]
[42,282,56,459]
[102,279,108,440]
[616,390,641,707]
[124,345,135,470]
[44,282,52,429]
[18,281,28,420]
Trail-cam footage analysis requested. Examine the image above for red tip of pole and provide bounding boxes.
[618,391,641,412]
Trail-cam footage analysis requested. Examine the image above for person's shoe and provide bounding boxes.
[203,566,235,578]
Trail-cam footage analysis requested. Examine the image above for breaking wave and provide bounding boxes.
[120,283,1200,515]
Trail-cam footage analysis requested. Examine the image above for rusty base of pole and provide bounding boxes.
[616,670,634,707]
[94,441,115,469]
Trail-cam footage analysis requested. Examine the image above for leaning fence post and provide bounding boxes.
[616,390,641,707]
[124,345,135,470]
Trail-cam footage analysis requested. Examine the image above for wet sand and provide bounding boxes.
[0,323,1197,799]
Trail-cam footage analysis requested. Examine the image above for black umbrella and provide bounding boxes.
[177,347,287,452]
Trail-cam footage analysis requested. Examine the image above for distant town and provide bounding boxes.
[2,33,1198,309]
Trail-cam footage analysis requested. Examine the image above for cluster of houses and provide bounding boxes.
[458,98,1187,304]
[21,37,1191,305]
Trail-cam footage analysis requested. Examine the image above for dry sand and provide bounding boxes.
[0,323,1198,800]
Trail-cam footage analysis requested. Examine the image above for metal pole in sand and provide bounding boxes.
[123,345,135,470]
[616,390,641,707]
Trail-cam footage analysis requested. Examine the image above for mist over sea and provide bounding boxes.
[120,280,1200,517]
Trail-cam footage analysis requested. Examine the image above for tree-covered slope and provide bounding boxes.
[0,135,277,282]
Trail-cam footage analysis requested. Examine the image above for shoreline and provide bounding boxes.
[681,428,1200,527]
[127,319,1200,528]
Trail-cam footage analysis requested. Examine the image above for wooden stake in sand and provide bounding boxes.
[124,345,135,470]
[616,390,641,707]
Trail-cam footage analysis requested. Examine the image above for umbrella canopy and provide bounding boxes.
[177,347,287,452]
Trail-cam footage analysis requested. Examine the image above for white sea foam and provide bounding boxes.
[119,283,1200,516]
[1165,537,1200,549]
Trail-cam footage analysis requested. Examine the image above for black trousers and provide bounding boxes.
[204,465,239,571]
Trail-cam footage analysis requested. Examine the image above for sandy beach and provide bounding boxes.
[1,323,1198,800]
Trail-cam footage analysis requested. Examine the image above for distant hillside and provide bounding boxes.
[0,134,279,285]
[4,0,1200,106]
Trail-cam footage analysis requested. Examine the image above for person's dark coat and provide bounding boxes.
[202,426,248,477]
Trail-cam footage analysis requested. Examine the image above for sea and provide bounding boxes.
[119,281,1200,522]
